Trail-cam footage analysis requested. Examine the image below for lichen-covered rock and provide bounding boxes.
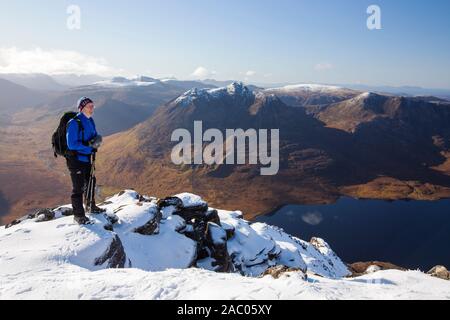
[348,261,406,277]
[35,209,55,223]
[262,265,307,280]
[5,208,52,229]
[53,206,73,217]
[427,265,450,280]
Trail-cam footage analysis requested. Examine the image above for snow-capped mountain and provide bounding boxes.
[94,76,159,87]
[266,83,343,92]
[263,83,360,108]
[1,190,448,300]
[174,82,255,106]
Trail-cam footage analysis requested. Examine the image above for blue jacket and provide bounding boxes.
[66,112,97,163]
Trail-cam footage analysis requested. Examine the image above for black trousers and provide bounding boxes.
[66,156,96,217]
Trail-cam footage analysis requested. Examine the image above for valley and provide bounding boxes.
[1,80,450,225]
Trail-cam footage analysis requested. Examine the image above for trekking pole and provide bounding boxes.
[89,152,97,213]
[85,152,96,214]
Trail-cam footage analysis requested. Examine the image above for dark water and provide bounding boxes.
[255,197,450,270]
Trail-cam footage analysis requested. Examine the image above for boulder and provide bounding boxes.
[35,208,55,223]
[204,209,221,226]
[205,222,233,272]
[134,210,162,236]
[138,194,156,203]
[5,219,22,229]
[157,196,183,210]
[5,209,52,229]
[94,234,126,268]
[53,207,73,217]
[427,265,450,280]
[221,221,235,240]
[348,261,406,277]
[262,265,307,280]
[173,206,208,221]
[104,212,119,225]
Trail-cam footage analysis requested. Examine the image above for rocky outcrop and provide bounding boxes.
[262,265,307,280]
[94,234,127,268]
[427,265,450,280]
[204,222,233,272]
[5,206,73,228]
[348,261,406,277]
[134,210,162,235]
[158,193,233,273]
[2,190,351,279]
[34,209,55,223]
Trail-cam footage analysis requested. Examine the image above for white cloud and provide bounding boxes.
[314,62,333,71]
[191,66,216,79]
[301,211,324,226]
[0,47,121,76]
[238,70,257,81]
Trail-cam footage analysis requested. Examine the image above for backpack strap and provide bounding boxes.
[74,116,86,145]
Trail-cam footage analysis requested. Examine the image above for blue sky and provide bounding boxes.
[0,0,449,88]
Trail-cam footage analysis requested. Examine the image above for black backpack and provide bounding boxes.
[51,112,84,158]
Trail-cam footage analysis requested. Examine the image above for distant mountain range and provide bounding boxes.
[0,73,110,92]
[1,72,449,98]
[0,78,49,115]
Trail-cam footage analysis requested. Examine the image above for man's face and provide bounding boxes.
[83,102,95,117]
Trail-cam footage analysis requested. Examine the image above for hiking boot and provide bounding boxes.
[87,204,107,214]
[74,215,93,225]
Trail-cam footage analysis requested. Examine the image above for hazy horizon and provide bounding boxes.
[1,0,449,89]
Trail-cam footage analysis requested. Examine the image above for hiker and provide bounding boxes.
[66,97,106,225]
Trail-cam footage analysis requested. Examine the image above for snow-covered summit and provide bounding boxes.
[266,83,343,93]
[1,190,449,300]
[174,82,254,107]
[0,190,348,278]
[94,76,158,87]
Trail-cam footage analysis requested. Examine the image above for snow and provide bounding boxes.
[354,91,379,100]
[94,76,158,88]
[366,265,382,274]
[208,223,227,246]
[266,83,342,93]
[159,77,178,82]
[174,192,207,208]
[1,267,448,300]
[1,190,449,300]
[174,82,254,107]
